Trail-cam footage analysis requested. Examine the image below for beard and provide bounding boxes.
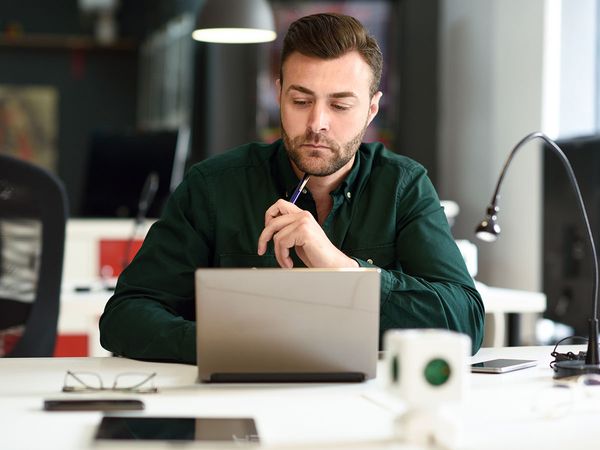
[281,123,367,177]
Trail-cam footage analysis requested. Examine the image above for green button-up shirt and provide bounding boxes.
[99,140,484,363]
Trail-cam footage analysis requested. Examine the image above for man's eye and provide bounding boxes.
[332,103,350,111]
[293,99,309,106]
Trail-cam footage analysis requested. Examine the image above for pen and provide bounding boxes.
[289,173,310,204]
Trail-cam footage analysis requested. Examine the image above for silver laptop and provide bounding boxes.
[195,268,380,383]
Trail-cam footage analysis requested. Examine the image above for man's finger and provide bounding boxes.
[264,199,301,226]
[257,213,300,255]
[272,221,304,268]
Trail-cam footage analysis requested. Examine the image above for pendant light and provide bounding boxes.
[192,0,276,44]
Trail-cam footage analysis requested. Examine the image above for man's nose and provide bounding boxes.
[307,102,330,133]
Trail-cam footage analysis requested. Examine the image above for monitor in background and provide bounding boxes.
[80,128,189,218]
[543,134,600,337]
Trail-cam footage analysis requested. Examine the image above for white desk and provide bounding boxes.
[58,288,112,357]
[0,346,596,449]
[60,220,546,353]
[59,282,546,356]
[62,219,154,283]
[475,282,547,347]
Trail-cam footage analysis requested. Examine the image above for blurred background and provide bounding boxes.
[2,0,600,351]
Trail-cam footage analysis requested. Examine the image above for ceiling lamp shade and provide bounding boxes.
[192,0,277,44]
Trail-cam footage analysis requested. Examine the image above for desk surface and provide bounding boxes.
[0,345,596,449]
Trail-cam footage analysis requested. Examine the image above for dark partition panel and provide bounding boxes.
[543,135,600,336]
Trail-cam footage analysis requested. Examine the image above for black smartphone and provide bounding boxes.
[95,417,259,443]
[471,358,537,373]
[43,399,144,411]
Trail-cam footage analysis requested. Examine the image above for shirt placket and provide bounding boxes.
[322,190,353,248]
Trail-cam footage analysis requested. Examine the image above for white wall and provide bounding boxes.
[438,0,549,291]
[557,0,597,138]
[438,0,598,292]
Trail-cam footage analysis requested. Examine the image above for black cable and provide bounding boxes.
[121,172,159,272]
[550,335,588,370]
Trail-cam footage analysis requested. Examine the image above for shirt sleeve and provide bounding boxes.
[353,166,485,354]
[98,168,211,364]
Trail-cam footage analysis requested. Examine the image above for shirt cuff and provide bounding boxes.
[352,257,391,305]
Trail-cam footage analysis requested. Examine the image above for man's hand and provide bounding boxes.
[257,199,359,269]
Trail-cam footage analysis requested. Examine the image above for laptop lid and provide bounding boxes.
[195,268,380,383]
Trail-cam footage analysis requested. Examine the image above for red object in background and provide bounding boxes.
[0,328,23,357]
[54,334,89,357]
[99,239,143,278]
[70,49,86,79]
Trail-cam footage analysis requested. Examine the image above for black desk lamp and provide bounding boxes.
[475,131,600,378]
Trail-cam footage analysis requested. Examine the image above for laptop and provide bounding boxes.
[195,268,380,383]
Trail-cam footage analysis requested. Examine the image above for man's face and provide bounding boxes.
[277,51,382,177]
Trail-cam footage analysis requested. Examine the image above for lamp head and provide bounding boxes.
[192,0,276,44]
[475,205,501,242]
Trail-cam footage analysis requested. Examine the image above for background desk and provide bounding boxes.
[476,282,547,347]
[57,289,112,357]
[58,219,547,355]
[0,346,595,449]
[59,283,546,356]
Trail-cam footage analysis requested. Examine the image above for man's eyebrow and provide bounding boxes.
[287,85,315,95]
[286,85,358,99]
[330,91,358,99]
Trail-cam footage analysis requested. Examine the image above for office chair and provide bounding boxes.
[0,154,68,357]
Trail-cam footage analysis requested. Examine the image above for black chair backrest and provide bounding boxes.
[0,154,68,357]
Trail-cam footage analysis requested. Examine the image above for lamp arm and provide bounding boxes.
[487,131,599,364]
[489,132,547,206]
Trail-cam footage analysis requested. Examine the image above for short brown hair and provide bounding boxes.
[280,13,383,97]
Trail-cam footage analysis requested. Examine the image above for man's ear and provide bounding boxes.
[366,91,383,126]
[275,79,282,106]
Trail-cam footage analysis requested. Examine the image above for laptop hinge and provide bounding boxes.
[207,372,366,383]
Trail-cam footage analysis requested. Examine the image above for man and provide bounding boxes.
[100,13,484,363]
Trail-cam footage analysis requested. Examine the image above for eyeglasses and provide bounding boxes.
[62,370,158,394]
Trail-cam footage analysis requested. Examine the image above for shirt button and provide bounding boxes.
[367,258,373,264]
[346,192,352,199]
[302,188,307,194]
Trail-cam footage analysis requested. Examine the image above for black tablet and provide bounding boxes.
[95,417,259,443]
